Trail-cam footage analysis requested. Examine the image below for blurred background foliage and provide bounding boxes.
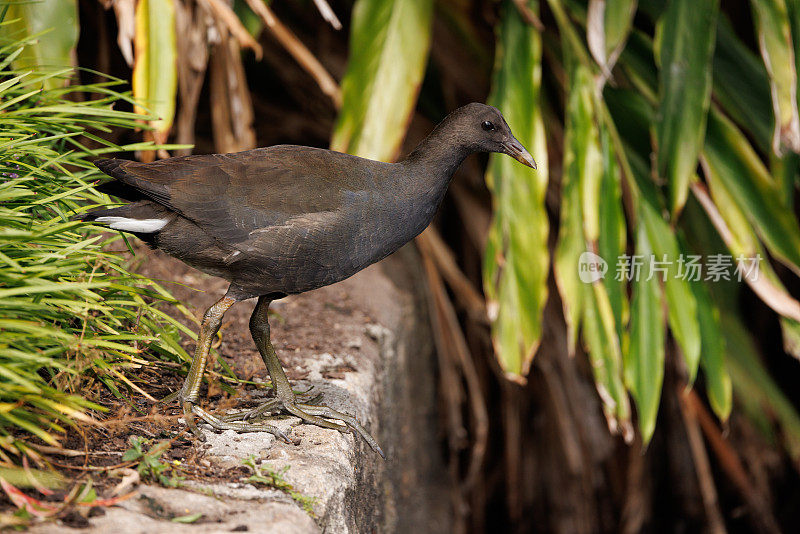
[6,0,800,531]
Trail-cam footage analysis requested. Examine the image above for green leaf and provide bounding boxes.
[1,0,78,89]
[588,0,637,73]
[713,16,773,153]
[121,448,143,462]
[172,513,203,524]
[692,278,731,421]
[723,313,800,462]
[770,151,799,207]
[702,144,800,328]
[330,0,434,161]
[132,0,178,136]
[583,280,631,438]
[598,127,628,339]
[555,57,598,354]
[751,0,800,154]
[233,0,263,37]
[0,467,64,490]
[704,109,800,274]
[654,0,719,216]
[483,0,549,378]
[605,0,638,53]
[790,0,800,120]
[640,200,701,381]
[624,225,665,444]
[780,317,800,359]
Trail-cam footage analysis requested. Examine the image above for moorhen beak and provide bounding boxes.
[75,103,534,458]
[503,138,537,169]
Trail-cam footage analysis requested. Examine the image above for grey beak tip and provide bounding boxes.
[504,139,537,170]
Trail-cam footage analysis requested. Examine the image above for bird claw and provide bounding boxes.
[221,395,384,459]
[191,404,291,443]
[219,391,322,423]
[293,402,385,459]
[155,389,291,443]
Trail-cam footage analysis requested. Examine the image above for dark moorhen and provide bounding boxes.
[78,103,536,457]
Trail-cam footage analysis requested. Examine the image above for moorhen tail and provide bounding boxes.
[77,103,536,457]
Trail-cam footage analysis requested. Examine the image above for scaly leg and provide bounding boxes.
[160,295,288,442]
[224,296,384,457]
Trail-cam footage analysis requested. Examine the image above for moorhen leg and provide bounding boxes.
[222,296,385,457]
[160,295,288,442]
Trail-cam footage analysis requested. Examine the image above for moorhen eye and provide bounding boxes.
[482,120,495,131]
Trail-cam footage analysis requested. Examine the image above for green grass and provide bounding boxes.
[121,436,183,488]
[0,23,196,463]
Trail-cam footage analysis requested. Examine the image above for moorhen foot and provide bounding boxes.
[77,103,536,458]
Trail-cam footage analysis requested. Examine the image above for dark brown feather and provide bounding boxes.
[84,104,530,300]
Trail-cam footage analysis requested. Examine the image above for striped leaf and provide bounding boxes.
[483,0,549,379]
[751,0,800,154]
[555,58,599,354]
[331,0,434,161]
[704,109,800,274]
[583,279,631,439]
[553,137,585,354]
[2,0,78,88]
[624,224,665,444]
[598,127,628,339]
[132,0,178,138]
[588,0,637,75]
[654,0,719,216]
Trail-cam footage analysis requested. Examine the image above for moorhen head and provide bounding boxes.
[76,103,535,458]
[405,102,536,169]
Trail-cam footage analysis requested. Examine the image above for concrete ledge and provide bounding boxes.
[35,246,450,533]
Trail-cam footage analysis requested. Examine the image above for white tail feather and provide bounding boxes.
[95,216,167,233]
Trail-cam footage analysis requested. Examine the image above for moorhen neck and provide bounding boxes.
[77,103,536,457]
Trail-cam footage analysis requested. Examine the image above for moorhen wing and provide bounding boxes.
[77,103,536,457]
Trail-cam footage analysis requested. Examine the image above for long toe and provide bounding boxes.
[157,388,184,406]
[220,391,324,424]
[219,398,282,423]
[191,405,291,443]
[197,394,383,457]
[294,403,384,459]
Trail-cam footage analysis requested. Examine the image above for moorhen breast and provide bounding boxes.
[77,103,536,457]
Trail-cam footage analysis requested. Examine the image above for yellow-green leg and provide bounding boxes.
[160,295,287,442]
[225,296,384,457]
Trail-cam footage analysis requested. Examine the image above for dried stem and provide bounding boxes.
[512,0,545,31]
[417,227,488,324]
[686,390,782,534]
[244,0,342,108]
[677,388,727,534]
[199,0,263,59]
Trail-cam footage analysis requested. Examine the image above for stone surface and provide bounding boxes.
[31,246,451,533]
